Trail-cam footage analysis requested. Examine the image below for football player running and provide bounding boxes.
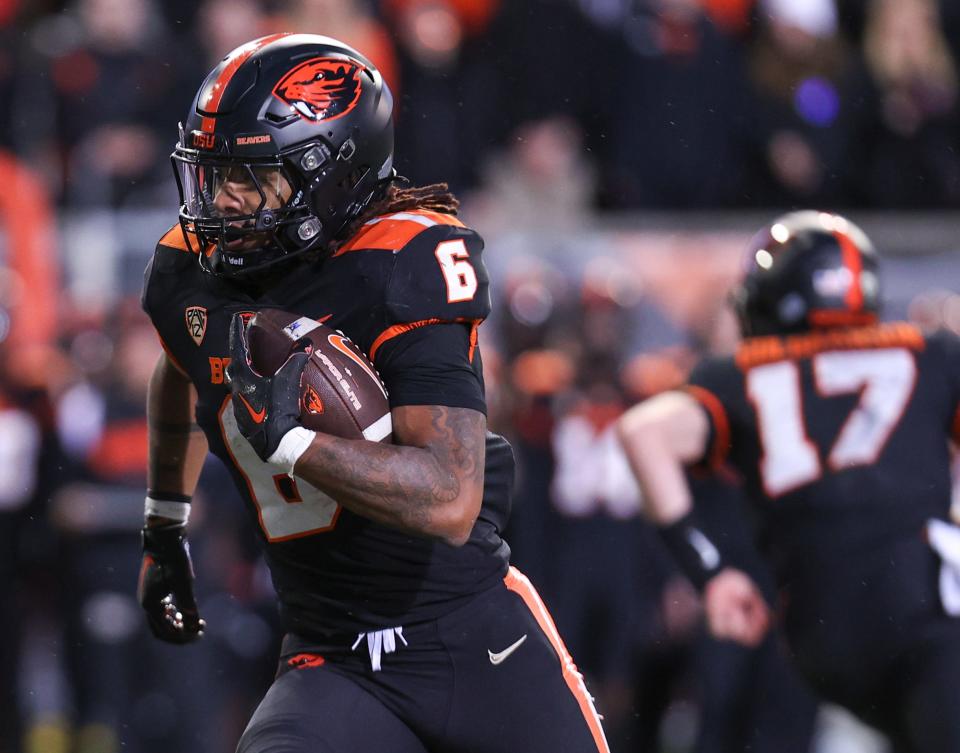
[138,34,609,753]
[617,211,960,753]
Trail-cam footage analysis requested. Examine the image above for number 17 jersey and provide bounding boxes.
[686,323,960,579]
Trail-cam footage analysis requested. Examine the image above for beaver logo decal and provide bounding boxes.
[273,57,364,123]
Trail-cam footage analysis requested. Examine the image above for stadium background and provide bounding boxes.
[0,0,958,751]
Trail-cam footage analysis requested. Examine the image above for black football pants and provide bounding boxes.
[236,567,609,753]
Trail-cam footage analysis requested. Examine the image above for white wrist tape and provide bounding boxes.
[145,496,191,523]
[268,426,317,476]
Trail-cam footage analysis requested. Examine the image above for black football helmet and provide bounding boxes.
[172,33,394,278]
[731,211,881,337]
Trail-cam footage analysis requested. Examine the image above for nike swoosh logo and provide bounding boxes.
[327,334,388,399]
[488,634,527,665]
[237,394,266,424]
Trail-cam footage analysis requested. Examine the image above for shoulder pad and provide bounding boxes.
[157,225,200,254]
[685,356,738,469]
[336,210,467,255]
[142,227,200,317]
[383,220,491,325]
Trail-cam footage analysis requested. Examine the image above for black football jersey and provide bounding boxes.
[142,210,514,638]
[686,323,960,587]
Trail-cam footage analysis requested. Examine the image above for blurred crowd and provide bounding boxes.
[2,0,960,752]
[1,0,959,211]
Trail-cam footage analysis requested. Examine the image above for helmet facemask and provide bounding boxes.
[172,143,326,278]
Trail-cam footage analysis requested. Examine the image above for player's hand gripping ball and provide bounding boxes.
[227,310,392,462]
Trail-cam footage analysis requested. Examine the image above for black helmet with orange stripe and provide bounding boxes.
[172,33,394,278]
[730,211,881,337]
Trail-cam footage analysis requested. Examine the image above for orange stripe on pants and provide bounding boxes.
[504,566,611,753]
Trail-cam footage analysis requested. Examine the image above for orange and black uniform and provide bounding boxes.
[686,323,960,752]
[142,210,609,753]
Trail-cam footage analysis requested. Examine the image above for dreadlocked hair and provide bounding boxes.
[372,182,459,217]
[333,182,460,252]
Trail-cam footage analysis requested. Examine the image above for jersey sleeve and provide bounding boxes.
[383,224,491,326]
[373,322,486,413]
[362,221,490,412]
[142,226,195,321]
[141,246,178,335]
[140,228,201,375]
[683,356,741,469]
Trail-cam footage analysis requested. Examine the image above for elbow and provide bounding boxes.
[442,528,472,548]
[434,491,482,547]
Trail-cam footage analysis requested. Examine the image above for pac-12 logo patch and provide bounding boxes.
[185,306,208,346]
[272,57,364,123]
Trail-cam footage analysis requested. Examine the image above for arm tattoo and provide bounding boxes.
[297,406,486,537]
[427,406,485,491]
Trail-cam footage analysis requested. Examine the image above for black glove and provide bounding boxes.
[138,523,206,644]
[226,313,310,462]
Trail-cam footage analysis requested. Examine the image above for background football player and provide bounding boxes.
[617,210,960,753]
[138,33,609,753]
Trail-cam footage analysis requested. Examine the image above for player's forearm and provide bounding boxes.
[619,424,694,524]
[294,428,485,546]
[147,415,208,499]
[617,392,709,524]
[147,354,208,506]
[617,409,697,524]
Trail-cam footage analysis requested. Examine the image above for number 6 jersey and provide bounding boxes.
[142,209,515,639]
[686,322,960,586]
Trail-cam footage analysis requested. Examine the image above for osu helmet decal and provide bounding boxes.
[273,58,364,123]
[171,34,395,280]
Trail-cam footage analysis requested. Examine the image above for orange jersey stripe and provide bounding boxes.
[336,210,465,256]
[467,321,479,363]
[200,33,290,133]
[368,317,484,363]
[504,567,611,753]
[735,322,924,370]
[684,385,731,468]
[336,218,430,255]
[159,225,195,253]
[368,318,444,362]
[158,225,215,257]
